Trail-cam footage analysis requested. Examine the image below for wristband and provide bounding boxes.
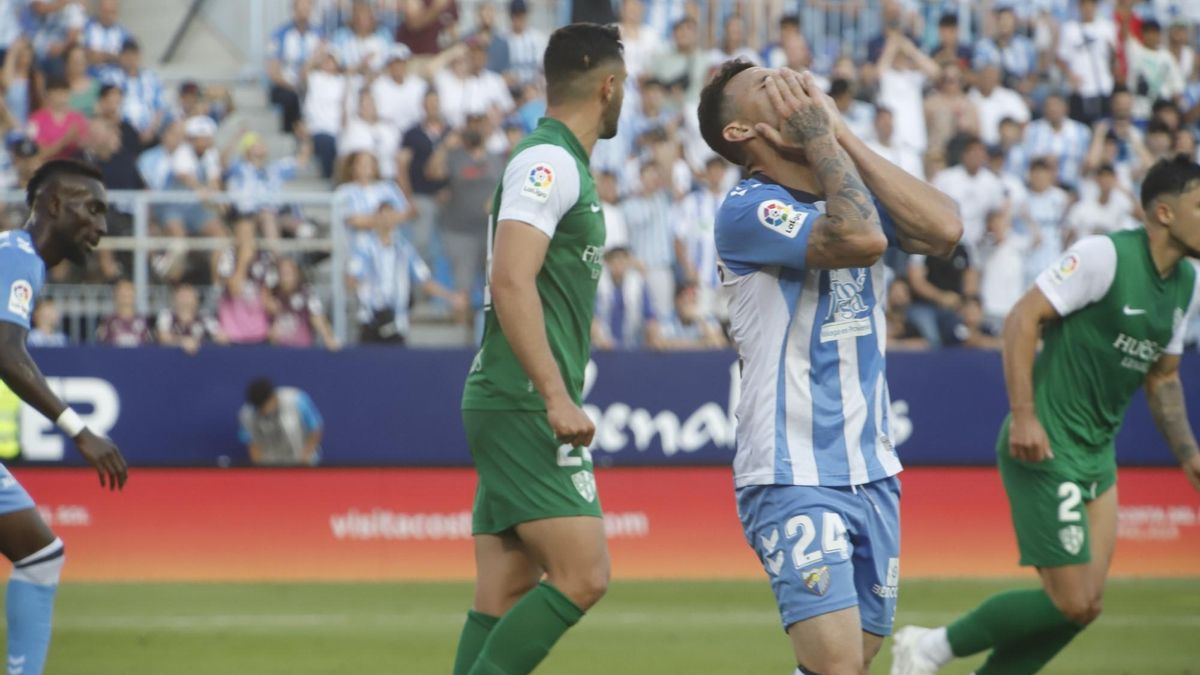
[55,409,86,438]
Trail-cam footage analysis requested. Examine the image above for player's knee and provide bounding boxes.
[553,561,610,610]
[10,538,65,587]
[1054,594,1097,625]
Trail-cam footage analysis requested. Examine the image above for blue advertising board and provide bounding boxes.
[15,347,1196,468]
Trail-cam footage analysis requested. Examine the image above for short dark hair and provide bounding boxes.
[938,13,958,27]
[697,59,755,165]
[1097,163,1116,176]
[246,377,276,410]
[961,134,985,151]
[45,75,69,92]
[25,159,103,208]
[543,23,623,105]
[1143,19,1162,32]
[99,83,120,99]
[1140,156,1200,209]
[1029,157,1052,171]
[1147,119,1173,136]
[828,78,852,98]
[779,14,800,30]
[1152,99,1180,116]
[120,37,139,53]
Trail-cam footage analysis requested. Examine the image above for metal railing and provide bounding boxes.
[2,189,349,342]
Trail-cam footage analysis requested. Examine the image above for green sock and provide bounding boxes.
[976,621,1083,674]
[467,582,584,675]
[452,610,500,675]
[946,589,1076,657]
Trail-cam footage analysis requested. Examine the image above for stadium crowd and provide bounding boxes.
[1,0,1199,351]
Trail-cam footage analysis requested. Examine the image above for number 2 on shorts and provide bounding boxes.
[1057,482,1083,523]
[557,444,593,467]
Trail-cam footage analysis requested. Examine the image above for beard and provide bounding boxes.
[64,243,89,267]
[599,99,621,140]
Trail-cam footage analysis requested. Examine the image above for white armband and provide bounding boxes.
[55,408,86,438]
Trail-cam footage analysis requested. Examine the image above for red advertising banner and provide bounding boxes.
[14,467,1199,582]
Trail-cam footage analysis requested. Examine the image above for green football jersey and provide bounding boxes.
[461,118,606,411]
[998,229,1200,479]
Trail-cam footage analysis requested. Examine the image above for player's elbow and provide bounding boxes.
[833,228,889,268]
[930,213,964,257]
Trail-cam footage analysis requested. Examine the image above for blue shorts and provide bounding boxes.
[0,464,35,515]
[736,476,901,636]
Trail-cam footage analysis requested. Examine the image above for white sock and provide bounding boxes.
[919,626,954,667]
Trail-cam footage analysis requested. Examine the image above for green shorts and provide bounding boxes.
[997,450,1116,568]
[462,409,603,535]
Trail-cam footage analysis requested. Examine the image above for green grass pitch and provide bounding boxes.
[30,579,1200,674]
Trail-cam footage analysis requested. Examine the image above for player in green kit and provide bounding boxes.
[892,157,1200,675]
[452,23,625,675]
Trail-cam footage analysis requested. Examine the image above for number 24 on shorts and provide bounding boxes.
[785,512,850,568]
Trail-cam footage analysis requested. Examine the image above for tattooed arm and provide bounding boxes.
[761,71,887,269]
[1145,354,1200,491]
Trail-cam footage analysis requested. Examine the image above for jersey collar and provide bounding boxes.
[750,172,821,205]
[536,117,589,167]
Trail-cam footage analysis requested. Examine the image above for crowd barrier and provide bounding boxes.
[18,347,1198,467]
[19,467,1199,582]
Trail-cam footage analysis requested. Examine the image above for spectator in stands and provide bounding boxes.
[271,256,338,349]
[1126,19,1186,122]
[63,44,98,116]
[427,123,503,331]
[226,128,313,241]
[500,0,546,87]
[1066,164,1137,240]
[28,0,86,79]
[370,44,426,137]
[339,88,400,179]
[470,2,508,75]
[347,217,462,345]
[434,39,512,127]
[240,377,323,467]
[592,246,661,351]
[1022,157,1071,286]
[958,298,1002,350]
[0,103,17,190]
[762,14,801,69]
[978,208,1032,334]
[267,0,324,136]
[997,116,1029,178]
[865,106,923,180]
[303,47,346,179]
[829,78,875,142]
[82,0,128,68]
[924,64,980,165]
[101,38,166,146]
[651,17,707,104]
[333,0,393,76]
[336,150,414,250]
[626,77,674,141]
[164,116,225,248]
[622,161,676,320]
[877,30,940,157]
[155,283,225,355]
[27,298,68,348]
[0,1,18,67]
[929,13,971,69]
[618,0,662,80]
[906,244,977,349]
[136,118,181,191]
[970,64,1030,146]
[1166,18,1195,82]
[596,169,627,250]
[97,279,153,346]
[1176,127,1199,162]
[659,284,727,351]
[973,4,1038,93]
[5,133,40,190]
[395,0,458,60]
[675,156,725,320]
[933,135,1006,250]
[885,279,928,351]
[1,38,37,126]
[398,89,448,261]
[709,14,760,66]
[1058,0,1117,123]
[217,219,278,345]
[28,76,89,161]
[1024,93,1092,189]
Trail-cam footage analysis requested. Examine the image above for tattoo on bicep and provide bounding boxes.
[1148,377,1200,462]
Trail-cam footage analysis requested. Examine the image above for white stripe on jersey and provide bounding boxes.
[783,272,820,483]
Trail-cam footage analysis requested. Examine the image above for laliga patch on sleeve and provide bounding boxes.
[757,199,808,239]
[7,280,32,320]
[1047,252,1080,285]
[520,163,555,203]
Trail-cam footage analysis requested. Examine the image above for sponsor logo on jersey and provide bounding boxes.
[1048,252,1080,285]
[7,280,32,320]
[1113,333,1162,373]
[802,565,832,595]
[520,163,555,203]
[757,199,808,238]
[872,556,900,598]
[581,244,604,279]
[571,470,597,503]
[820,268,873,342]
[1059,524,1085,556]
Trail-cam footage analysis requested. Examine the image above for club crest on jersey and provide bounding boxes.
[820,268,873,342]
[571,470,596,503]
[1048,252,1080,285]
[7,280,32,320]
[757,199,807,238]
[803,566,832,596]
[521,163,555,203]
[1059,525,1085,556]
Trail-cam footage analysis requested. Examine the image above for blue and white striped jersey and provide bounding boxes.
[267,21,325,87]
[1023,118,1091,189]
[716,175,902,488]
[82,19,129,60]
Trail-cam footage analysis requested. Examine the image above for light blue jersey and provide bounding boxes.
[717,175,903,489]
[0,229,43,514]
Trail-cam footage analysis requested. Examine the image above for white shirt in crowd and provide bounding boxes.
[970,86,1031,145]
[1066,187,1137,238]
[339,117,401,178]
[618,25,662,80]
[1057,17,1117,97]
[878,68,928,152]
[505,27,549,85]
[434,68,514,127]
[979,231,1034,325]
[171,143,221,185]
[932,165,1007,249]
[866,138,925,180]
[371,74,428,134]
[304,70,347,136]
[1125,36,1186,119]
